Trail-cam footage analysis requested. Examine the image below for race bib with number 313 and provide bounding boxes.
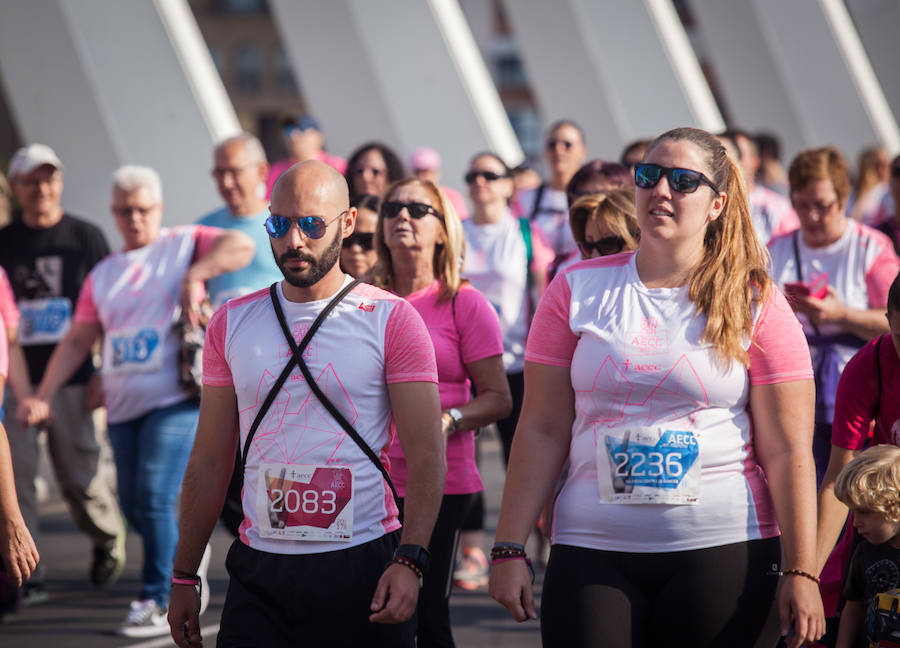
[597,427,700,504]
[255,463,354,541]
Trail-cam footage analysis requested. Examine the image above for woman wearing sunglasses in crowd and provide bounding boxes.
[490,127,825,648]
[452,153,554,590]
[513,120,588,280]
[340,193,380,279]
[569,188,639,261]
[344,142,405,201]
[373,178,511,647]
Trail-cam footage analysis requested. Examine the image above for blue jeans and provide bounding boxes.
[107,398,199,606]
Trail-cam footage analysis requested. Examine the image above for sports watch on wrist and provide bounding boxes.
[393,544,431,574]
[446,408,463,432]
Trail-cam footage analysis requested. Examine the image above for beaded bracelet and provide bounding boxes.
[388,556,424,581]
[769,565,820,584]
[780,569,820,584]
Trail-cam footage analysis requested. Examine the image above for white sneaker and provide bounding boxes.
[198,543,211,616]
[116,599,168,638]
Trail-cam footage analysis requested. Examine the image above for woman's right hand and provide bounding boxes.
[1,516,39,586]
[16,396,51,428]
[489,558,537,622]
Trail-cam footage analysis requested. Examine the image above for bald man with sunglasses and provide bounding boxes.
[169,161,445,648]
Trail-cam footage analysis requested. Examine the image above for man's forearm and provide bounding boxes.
[398,454,446,548]
[184,231,254,284]
[6,342,31,402]
[173,451,232,574]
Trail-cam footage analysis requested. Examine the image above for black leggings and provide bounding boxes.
[496,371,525,466]
[399,493,474,648]
[541,538,782,648]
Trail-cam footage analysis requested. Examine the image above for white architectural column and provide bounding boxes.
[269,0,523,193]
[0,0,240,245]
[845,0,900,135]
[690,0,900,162]
[501,0,724,160]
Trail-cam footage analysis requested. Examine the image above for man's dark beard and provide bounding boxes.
[272,225,343,288]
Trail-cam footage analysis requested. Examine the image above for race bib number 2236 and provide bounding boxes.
[597,427,700,505]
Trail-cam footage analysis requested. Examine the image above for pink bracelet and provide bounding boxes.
[172,577,201,586]
[491,556,529,566]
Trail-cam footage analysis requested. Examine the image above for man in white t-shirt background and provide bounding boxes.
[513,120,587,278]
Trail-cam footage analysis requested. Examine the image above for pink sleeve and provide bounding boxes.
[202,306,234,386]
[73,275,101,325]
[529,223,555,277]
[192,225,224,261]
[384,300,438,384]
[748,287,814,384]
[455,286,503,364]
[524,273,577,367]
[864,238,900,308]
[0,268,19,331]
[830,341,878,450]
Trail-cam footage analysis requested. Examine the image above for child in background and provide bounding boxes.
[834,445,900,648]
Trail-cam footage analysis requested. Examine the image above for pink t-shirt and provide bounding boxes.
[832,335,900,448]
[74,225,221,422]
[203,278,438,554]
[526,252,813,552]
[0,267,20,334]
[266,151,348,198]
[0,268,18,378]
[388,281,503,496]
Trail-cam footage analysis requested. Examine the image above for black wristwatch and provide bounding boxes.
[393,544,431,574]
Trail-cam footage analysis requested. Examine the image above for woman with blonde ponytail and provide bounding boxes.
[373,177,512,647]
[491,127,824,647]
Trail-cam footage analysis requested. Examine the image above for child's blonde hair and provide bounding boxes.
[834,445,900,522]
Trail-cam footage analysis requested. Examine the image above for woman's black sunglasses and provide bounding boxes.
[342,232,374,251]
[579,236,626,258]
[464,170,507,184]
[634,163,719,194]
[381,201,440,220]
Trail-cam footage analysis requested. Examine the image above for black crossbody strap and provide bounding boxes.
[792,230,822,336]
[239,280,360,472]
[268,279,403,519]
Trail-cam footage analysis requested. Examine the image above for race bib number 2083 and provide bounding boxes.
[256,463,354,541]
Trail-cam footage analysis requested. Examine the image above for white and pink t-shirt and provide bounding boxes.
[387,281,503,496]
[74,225,221,423]
[462,213,553,374]
[750,184,799,245]
[768,221,899,372]
[0,268,19,379]
[203,278,438,555]
[527,252,813,552]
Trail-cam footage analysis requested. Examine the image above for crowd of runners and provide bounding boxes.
[0,115,898,648]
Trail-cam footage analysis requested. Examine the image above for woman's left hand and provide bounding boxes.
[777,575,825,648]
[792,286,846,327]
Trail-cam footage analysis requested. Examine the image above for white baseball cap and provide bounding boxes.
[8,144,64,179]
